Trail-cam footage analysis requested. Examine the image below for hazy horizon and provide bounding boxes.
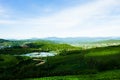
[0,0,120,39]
[1,36,120,40]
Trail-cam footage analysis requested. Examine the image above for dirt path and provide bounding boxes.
[33,58,46,66]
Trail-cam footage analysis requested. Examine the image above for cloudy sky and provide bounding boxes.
[0,0,120,39]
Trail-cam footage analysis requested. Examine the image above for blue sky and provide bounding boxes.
[0,0,120,39]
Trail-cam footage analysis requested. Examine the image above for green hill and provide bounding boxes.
[0,39,9,43]
[0,38,120,80]
[27,69,120,80]
[0,43,120,79]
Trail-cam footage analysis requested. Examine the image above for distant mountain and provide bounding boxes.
[94,39,120,44]
[1,37,120,44]
[42,37,120,43]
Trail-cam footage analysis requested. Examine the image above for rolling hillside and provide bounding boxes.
[0,44,120,79]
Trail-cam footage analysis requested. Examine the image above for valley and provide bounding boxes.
[0,38,120,80]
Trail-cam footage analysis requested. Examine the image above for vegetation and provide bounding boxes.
[73,40,120,49]
[0,40,78,55]
[0,39,120,80]
[26,70,120,80]
[0,39,10,43]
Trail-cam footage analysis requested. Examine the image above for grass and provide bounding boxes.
[0,44,120,79]
[0,54,20,68]
[85,46,120,57]
[26,69,120,80]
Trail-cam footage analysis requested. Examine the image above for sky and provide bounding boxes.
[0,0,120,39]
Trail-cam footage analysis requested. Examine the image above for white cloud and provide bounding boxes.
[0,20,16,24]
[0,6,6,16]
[0,5,11,19]
[0,0,120,39]
[24,0,119,35]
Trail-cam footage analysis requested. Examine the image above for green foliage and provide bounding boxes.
[0,47,39,55]
[25,41,79,52]
[0,39,9,43]
[0,42,120,80]
[59,50,82,56]
[26,69,120,80]
[85,45,120,57]
[0,55,32,79]
[0,54,19,68]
